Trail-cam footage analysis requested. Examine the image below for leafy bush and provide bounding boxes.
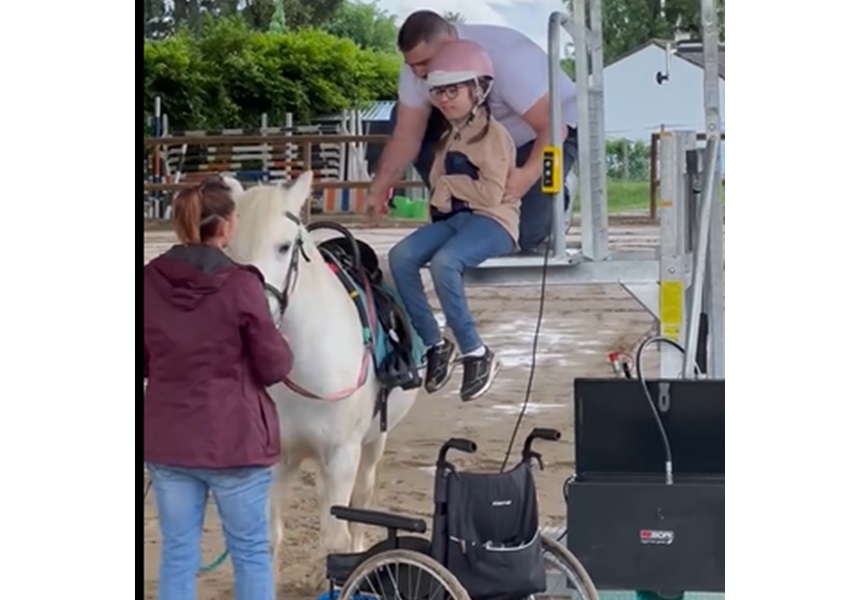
[143,16,402,130]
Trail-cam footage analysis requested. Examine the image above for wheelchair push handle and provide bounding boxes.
[521,428,561,470]
[437,437,477,464]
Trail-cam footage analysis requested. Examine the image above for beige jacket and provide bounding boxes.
[429,111,520,243]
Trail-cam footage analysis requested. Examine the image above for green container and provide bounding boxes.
[391,196,429,220]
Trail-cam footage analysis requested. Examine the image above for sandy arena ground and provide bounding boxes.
[142,222,666,599]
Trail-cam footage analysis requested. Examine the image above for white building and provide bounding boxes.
[603,39,725,172]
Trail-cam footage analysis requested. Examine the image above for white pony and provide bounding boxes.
[227,171,423,588]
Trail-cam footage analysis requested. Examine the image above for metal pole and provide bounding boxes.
[683,136,718,373]
[701,0,725,378]
[683,0,724,377]
[547,12,569,259]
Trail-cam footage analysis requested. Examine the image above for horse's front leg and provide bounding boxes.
[270,453,300,592]
[307,442,362,592]
[348,433,388,553]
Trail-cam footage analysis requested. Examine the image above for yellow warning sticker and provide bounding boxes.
[660,280,684,340]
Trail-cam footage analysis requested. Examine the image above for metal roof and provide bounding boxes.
[609,39,725,79]
[357,100,397,122]
[318,100,397,123]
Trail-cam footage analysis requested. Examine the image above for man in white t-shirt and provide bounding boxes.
[364,10,579,254]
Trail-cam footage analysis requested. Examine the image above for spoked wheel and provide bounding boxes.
[337,548,471,600]
[529,534,600,600]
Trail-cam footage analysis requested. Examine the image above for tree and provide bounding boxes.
[443,11,465,24]
[267,0,286,33]
[565,0,725,62]
[323,1,399,53]
[279,0,345,29]
[143,0,172,38]
[144,0,348,37]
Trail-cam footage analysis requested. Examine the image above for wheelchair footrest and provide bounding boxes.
[330,505,427,534]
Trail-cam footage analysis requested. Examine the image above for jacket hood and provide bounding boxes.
[146,245,240,311]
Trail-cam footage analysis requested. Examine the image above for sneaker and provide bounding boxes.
[459,346,501,402]
[424,338,457,393]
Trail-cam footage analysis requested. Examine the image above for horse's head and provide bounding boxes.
[227,171,315,319]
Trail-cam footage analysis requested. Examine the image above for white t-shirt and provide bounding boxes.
[397,23,578,147]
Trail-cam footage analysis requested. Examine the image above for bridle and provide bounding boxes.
[260,210,372,401]
[262,211,309,324]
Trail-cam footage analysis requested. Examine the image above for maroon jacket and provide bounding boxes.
[143,244,292,469]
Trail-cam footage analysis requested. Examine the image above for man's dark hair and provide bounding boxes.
[397,10,453,52]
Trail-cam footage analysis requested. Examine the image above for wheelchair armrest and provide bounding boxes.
[330,506,427,534]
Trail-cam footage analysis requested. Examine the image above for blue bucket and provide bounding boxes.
[315,592,378,600]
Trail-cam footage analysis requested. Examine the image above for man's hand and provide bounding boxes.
[362,190,389,227]
[506,166,538,200]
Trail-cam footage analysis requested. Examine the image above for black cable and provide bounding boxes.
[556,475,572,542]
[499,230,552,472]
[634,335,704,485]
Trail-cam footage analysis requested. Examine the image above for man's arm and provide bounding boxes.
[516,94,567,183]
[368,102,431,197]
[368,66,433,200]
[497,39,570,195]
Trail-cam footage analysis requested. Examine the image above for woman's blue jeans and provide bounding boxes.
[388,212,514,354]
[146,463,274,600]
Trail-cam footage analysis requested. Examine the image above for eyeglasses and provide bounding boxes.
[429,84,462,101]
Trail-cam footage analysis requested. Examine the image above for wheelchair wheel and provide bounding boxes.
[336,548,471,600]
[533,534,600,600]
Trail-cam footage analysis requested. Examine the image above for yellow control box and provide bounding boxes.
[541,145,562,194]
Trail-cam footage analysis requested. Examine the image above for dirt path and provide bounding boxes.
[142,224,662,599]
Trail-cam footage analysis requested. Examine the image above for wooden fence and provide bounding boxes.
[649,131,726,220]
[143,133,426,224]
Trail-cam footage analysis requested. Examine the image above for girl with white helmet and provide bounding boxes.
[387,39,519,402]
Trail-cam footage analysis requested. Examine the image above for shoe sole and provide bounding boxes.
[424,346,459,394]
[461,355,502,402]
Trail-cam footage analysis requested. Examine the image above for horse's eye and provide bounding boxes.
[277,243,292,255]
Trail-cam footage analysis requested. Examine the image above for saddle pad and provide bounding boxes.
[347,276,426,371]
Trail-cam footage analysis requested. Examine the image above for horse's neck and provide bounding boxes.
[280,245,367,387]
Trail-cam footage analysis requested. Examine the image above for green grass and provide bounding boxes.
[605,180,654,214]
[576,179,726,215]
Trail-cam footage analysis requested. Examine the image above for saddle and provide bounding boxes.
[316,235,425,397]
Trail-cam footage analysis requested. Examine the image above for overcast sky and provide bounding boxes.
[374,0,569,51]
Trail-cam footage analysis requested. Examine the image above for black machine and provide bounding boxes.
[566,377,725,595]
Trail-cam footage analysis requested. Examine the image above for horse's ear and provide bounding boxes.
[288,170,314,213]
[222,176,244,195]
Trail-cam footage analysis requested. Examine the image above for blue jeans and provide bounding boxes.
[146,463,274,600]
[388,212,514,354]
[388,104,578,252]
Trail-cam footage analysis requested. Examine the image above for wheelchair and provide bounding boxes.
[324,428,600,600]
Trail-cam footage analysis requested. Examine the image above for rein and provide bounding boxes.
[264,211,373,401]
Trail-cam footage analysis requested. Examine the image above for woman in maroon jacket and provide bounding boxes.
[143,177,293,600]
